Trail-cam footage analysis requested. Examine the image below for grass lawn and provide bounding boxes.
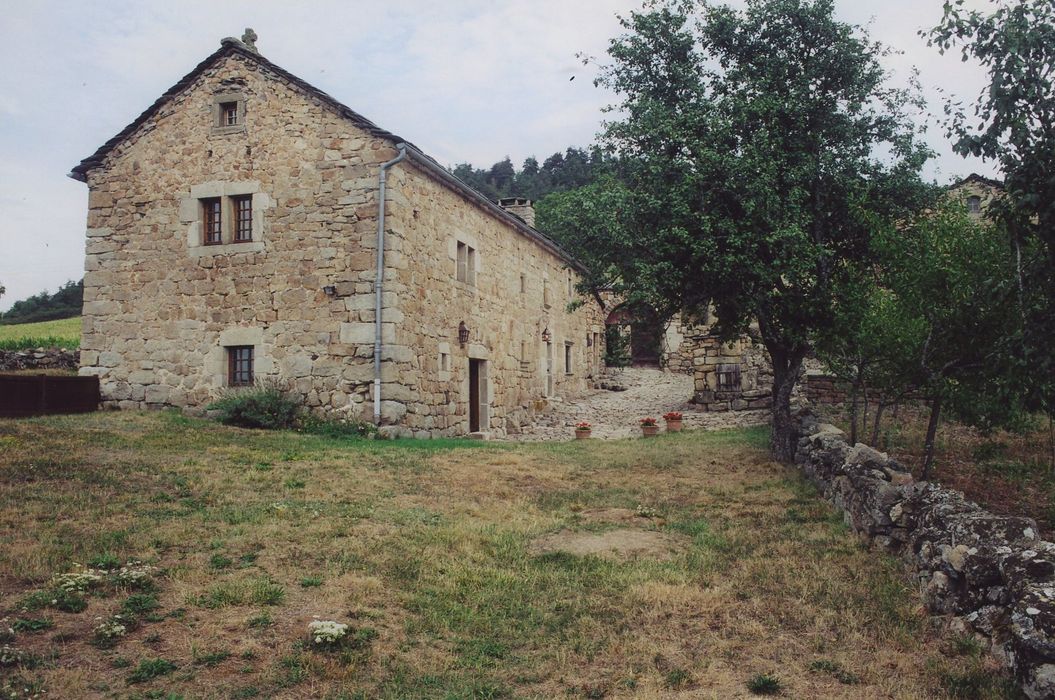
[0,316,81,350]
[0,412,1017,699]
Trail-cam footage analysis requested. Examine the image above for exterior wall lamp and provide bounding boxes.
[458,321,470,346]
[541,327,552,343]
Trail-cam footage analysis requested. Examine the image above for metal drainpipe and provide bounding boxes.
[373,143,408,426]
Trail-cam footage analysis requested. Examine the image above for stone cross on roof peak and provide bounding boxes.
[241,28,258,52]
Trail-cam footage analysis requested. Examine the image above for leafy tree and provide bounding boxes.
[870,203,1023,477]
[556,0,931,460]
[926,0,1055,421]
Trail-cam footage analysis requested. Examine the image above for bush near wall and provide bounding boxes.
[795,410,1055,699]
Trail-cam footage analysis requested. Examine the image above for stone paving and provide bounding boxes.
[507,367,770,442]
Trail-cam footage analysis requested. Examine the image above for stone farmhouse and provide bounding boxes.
[70,32,606,438]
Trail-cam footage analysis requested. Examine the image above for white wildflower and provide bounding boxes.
[52,566,103,593]
[93,616,127,640]
[307,619,348,645]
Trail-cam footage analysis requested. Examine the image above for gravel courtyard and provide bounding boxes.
[509,367,770,441]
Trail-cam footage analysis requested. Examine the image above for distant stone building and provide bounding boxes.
[70,33,605,437]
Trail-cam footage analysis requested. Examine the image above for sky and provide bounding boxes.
[0,0,1001,311]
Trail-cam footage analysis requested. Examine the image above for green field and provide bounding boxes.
[0,316,81,350]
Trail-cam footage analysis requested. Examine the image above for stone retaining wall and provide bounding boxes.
[0,348,79,372]
[795,411,1055,699]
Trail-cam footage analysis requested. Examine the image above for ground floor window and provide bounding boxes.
[565,342,573,375]
[228,346,254,386]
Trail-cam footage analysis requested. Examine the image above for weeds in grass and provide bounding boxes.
[299,576,323,588]
[126,658,177,684]
[198,578,284,608]
[192,648,231,667]
[121,593,160,618]
[11,618,52,633]
[208,554,233,570]
[664,668,692,688]
[747,673,782,695]
[936,665,1023,699]
[247,612,272,628]
[809,659,860,685]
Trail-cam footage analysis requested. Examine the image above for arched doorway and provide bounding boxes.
[605,304,663,367]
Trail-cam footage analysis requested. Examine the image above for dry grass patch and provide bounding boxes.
[0,411,1022,698]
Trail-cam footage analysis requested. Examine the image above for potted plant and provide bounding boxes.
[639,417,659,438]
[574,421,592,440]
[663,411,684,432]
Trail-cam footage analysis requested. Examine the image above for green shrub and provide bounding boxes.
[207,384,299,430]
[127,658,177,684]
[747,673,782,695]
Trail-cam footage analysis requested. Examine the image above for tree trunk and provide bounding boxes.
[870,401,887,448]
[921,397,942,481]
[861,381,870,446]
[768,346,807,463]
[847,379,860,445]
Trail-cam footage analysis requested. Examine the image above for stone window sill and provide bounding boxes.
[210,125,247,136]
[190,241,264,257]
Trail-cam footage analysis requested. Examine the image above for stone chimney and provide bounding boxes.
[498,197,535,228]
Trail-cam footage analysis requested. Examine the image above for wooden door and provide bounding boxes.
[469,359,481,432]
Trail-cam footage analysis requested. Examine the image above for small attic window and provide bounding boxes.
[967,195,982,215]
[221,102,238,126]
[212,93,245,134]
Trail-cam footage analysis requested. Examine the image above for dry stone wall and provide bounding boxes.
[0,348,79,372]
[795,411,1055,699]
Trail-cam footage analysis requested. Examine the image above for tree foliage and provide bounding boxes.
[926,0,1055,417]
[550,0,932,460]
[0,280,83,325]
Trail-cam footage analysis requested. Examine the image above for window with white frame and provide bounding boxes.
[456,241,476,285]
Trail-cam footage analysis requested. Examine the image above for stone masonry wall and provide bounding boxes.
[795,412,1055,699]
[79,52,390,414]
[383,164,606,437]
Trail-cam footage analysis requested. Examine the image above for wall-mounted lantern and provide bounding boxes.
[458,321,470,346]
[541,327,552,343]
[323,285,337,297]
[586,335,593,347]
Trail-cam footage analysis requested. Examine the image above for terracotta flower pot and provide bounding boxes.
[641,425,659,438]
[665,419,683,432]
[575,429,591,440]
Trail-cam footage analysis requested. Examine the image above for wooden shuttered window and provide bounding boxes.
[233,196,253,242]
[202,198,222,245]
[228,346,254,386]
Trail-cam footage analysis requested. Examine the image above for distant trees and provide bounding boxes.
[0,280,83,325]
[448,147,615,204]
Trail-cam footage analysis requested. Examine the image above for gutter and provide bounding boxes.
[373,143,408,425]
